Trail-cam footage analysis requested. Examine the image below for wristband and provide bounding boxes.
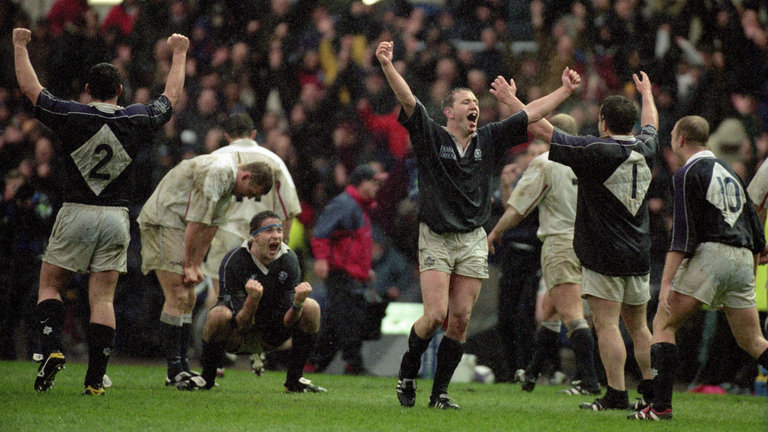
[291,302,304,311]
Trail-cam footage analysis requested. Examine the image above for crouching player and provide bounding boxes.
[180,210,326,393]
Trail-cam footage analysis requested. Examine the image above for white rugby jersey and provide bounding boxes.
[747,159,768,212]
[212,139,300,237]
[138,153,237,229]
[508,151,577,240]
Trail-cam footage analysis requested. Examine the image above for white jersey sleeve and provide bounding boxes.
[748,160,768,210]
[508,153,550,217]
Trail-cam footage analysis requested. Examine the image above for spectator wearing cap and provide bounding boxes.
[307,163,387,375]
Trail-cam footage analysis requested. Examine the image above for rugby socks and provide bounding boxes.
[758,348,768,369]
[603,386,629,408]
[84,323,114,388]
[431,336,463,398]
[287,330,316,385]
[526,323,560,378]
[159,315,184,377]
[36,299,65,356]
[399,326,431,379]
[650,342,679,410]
[637,378,655,403]
[180,314,192,372]
[568,327,599,389]
[200,340,224,389]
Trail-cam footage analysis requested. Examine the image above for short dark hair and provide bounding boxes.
[599,95,637,135]
[86,63,122,101]
[676,116,709,146]
[241,161,274,193]
[249,210,281,235]
[441,87,473,111]
[349,164,376,186]
[224,113,255,138]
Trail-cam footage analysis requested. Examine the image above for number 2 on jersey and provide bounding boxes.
[89,144,114,180]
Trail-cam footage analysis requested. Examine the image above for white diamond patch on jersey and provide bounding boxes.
[603,150,652,216]
[70,124,133,196]
[706,163,745,227]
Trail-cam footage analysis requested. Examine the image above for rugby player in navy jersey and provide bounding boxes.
[376,40,580,409]
[629,116,768,420]
[178,211,325,393]
[13,27,188,395]
[543,72,658,412]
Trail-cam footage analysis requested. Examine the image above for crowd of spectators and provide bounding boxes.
[1,0,767,384]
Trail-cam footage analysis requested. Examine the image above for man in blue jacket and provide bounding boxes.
[308,164,386,375]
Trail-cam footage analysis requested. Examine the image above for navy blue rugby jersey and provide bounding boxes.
[549,125,659,276]
[218,243,301,321]
[398,99,529,234]
[34,89,172,206]
[670,151,765,256]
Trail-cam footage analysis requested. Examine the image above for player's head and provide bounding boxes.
[527,139,549,159]
[249,210,283,263]
[86,63,122,101]
[349,163,386,199]
[442,87,479,134]
[235,161,273,199]
[672,115,709,155]
[599,95,637,135]
[225,113,255,140]
[549,113,578,135]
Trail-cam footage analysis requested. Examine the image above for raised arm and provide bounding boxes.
[490,75,555,142]
[523,67,580,124]
[633,71,658,129]
[376,41,416,117]
[162,33,189,107]
[13,28,43,105]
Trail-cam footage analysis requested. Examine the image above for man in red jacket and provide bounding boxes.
[307,164,386,375]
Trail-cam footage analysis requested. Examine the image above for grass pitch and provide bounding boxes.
[1,360,766,431]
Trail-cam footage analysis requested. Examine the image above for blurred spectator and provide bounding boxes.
[308,163,387,375]
[0,169,52,360]
[363,226,415,340]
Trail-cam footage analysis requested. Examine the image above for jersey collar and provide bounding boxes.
[88,101,123,113]
[442,126,476,157]
[243,239,290,274]
[685,149,715,165]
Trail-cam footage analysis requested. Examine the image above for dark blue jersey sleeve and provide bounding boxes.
[549,129,598,176]
[669,167,698,254]
[137,95,173,130]
[34,89,76,132]
[481,110,529,159]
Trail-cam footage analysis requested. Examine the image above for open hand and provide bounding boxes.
[489,76,518,106]
[632,71,652,96]
[487,230,501,255]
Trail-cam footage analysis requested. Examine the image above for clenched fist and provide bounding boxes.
[293,282,312,306]
[245,279,264,299]
[12,28,31,48]
[167,33,189,54]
